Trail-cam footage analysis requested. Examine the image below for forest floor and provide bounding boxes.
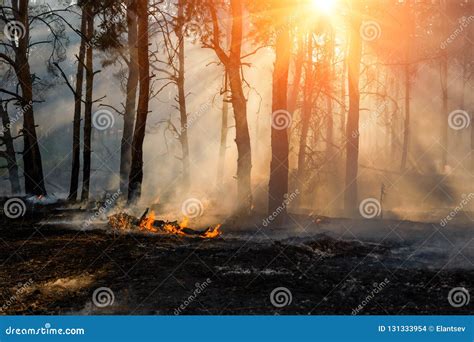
[0,208,472,315]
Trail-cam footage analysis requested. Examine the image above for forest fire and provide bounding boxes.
[108,210,222,239]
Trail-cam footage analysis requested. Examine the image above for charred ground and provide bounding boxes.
[0,208,472,315]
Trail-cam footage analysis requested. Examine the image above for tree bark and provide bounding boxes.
[268,9,291,221]
[176,0,190,190]
[0,104,21,194]
[128,0,150,203]
[216,95,229,186]
[81,5,94,202]
[400,0,412,172]
[297,33,313,181]
[119,0,139,196]
[288,31,304,116]
[439,0,448,171]
[14,0,46,196]
[68,8,88,201]
[344,0,362,216]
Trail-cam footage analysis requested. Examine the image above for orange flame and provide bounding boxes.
[202,224,222,239]
[139,210,158,233]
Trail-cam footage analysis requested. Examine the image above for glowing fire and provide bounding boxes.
[134,211,221,238]
[202,224,222,239]
[139,210,158,233]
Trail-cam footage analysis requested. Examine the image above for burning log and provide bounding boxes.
[107,209,222,239]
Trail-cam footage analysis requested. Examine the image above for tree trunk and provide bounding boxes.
[176,0,190,190]
[297,33,313,182]
[439,0,448,171]
[0,105,21,194]
[81,6,94,202]
[68,9,87,201]
[128,0,150,203]
[288,31,304,116]
[216,96,229,186]
[119,0,139,196]
[14,0,46,196]
[344,0,362,216]
[325,27,335,162]
[227,0,252,214]
[400,0,412,172]
[268,11,291,221]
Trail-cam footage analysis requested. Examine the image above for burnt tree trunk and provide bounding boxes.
[209,0,252,213]
[119,0,139,196]
[439,0,448,171]
[81,6,94,202]
[288,31,304,116]
[297,33,313,182]
[14,0,46,195]
[268,11,291,221]
[0,104,21,194]
[344,0,362,216]
[216,95,229,186]
[68,8,88,201]
[128,0,150,203]
[176,0,190,190]
[400,1,412,172]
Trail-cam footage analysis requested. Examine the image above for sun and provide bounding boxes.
[311,0,337,14]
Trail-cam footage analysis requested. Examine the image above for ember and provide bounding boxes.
[108,210,222,239]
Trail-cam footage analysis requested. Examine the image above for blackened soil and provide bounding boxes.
[0,216,472,315]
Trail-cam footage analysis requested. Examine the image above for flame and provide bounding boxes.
[179,216,189,229]
[202,224,222,239]
[163,223,186,236]
[112,210,221,238]
[139,210,158,233]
